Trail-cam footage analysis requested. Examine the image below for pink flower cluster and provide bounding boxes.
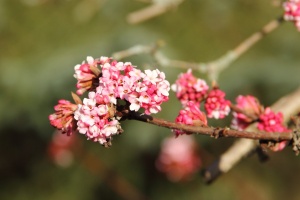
[171,69,209,107]
[156,135,201,182]
[172,69,231,120]
[48,131,78,168]
[174,101,207,136]
[283,0,300,31]
[50,56,170,146]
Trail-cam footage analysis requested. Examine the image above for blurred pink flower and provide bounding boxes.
[156,135,201,182]
[48,131,78,168]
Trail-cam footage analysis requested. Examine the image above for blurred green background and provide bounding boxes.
[0,0,300,199]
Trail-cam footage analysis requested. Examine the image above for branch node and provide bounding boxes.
[211,127,221,139]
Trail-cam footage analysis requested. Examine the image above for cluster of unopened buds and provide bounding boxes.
[283,0,300,31]
[156,135,201,182]
[171,70,290,151]
[171,69,232,136]
[49,56,170,147]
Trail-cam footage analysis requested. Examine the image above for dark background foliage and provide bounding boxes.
[0,0,299,199]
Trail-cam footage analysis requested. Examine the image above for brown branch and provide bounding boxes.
[126,112,292,141]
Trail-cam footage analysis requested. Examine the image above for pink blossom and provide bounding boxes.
[49,100,78,136]
[231,95,263,130]
[156,135,201,182]
[48,131,78,168]
[174,101,207,136]
[204,88,231,119]
[283,0,300,31]
[171,69,209,106]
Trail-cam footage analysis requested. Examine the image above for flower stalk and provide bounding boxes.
[126,110,293,142]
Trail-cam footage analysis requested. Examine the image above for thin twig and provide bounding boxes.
[114,17,284,81]
[127,0,185,24]
[127,111,292,141]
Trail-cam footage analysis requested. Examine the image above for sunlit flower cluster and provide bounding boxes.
[49,56,170,146]
[156,135,201,182]
[283,0,300,31]
[97,59,170,114]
